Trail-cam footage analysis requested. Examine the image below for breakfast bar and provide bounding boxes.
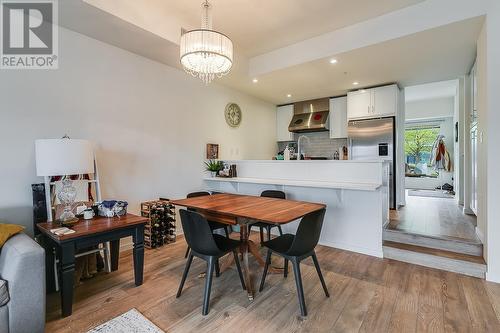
[204,160,390,257]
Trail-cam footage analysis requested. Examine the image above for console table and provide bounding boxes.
[37,213,147,317]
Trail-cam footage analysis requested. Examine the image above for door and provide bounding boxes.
[470,125,477,215]
[276,105,294,141]
[347,90,371,119]
[372,85,397,117]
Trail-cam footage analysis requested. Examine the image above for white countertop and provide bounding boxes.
[204,177,381,191]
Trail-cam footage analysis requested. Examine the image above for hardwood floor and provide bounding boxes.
[46,234,500,333]
[388,192,478,241]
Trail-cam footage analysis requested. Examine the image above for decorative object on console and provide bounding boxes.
[206,143,219,159]
[204,159,223,177]
[98,200,128,217]
[35,137,95,223]
[225,103,242,127]
[141,199,176,249]
[179,0,233,84]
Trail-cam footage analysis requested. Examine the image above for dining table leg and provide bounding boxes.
[238,219,254,301]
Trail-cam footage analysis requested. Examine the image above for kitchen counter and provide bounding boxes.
[204,177,381,191]
[204,159,390,258]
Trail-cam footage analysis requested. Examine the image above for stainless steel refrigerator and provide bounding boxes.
[348,117,396,209]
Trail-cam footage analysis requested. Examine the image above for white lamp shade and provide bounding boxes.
[35,139,94,176]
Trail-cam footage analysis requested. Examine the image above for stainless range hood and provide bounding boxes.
[288,98,330,133]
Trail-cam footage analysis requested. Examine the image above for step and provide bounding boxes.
[383,229,483,256]
[383,241,486,278]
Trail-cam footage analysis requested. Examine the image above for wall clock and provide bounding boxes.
[225,103,242,127]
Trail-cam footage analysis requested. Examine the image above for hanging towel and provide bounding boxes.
[430,135,452,172]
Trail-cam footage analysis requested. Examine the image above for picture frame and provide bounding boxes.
[206,143,219,159]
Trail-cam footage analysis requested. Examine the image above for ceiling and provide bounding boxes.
[243,17,483,104]
[83,0,424,57]
[405,80,459,102]
[59,0,483,105]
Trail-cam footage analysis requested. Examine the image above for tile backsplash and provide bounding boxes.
[277,131,348,159]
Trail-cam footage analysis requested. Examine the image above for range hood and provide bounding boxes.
[288,98,330,133]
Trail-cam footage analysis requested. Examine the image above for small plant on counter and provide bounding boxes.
[204,159,223,177]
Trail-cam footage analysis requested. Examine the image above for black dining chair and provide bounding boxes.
[184,191,232,259]
[176,209,246,315]
[249,190,285,243]
[259,208,329,316]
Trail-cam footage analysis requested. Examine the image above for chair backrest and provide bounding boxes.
[286,209,326,256]
[179,209,222,256]
[260,190,286,199]
[186,191,210,211]
[187,191,211,198]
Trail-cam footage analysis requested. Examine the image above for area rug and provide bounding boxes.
[87,309,164,333]
[408,189,454,198]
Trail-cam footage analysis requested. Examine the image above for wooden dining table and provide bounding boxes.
[171,193,326,300]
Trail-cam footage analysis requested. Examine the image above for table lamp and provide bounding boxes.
[35,138,94,223]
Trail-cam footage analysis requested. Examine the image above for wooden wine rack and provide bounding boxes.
[140,199,176,249]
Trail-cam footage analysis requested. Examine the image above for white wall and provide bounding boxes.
[0,27,277,235]
[476,22,488,261]
[484,0,500,282]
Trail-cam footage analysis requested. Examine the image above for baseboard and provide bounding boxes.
[319,239,383,258]
[463,207,475,215]
[486,270,500,283]
[476,226,485,244]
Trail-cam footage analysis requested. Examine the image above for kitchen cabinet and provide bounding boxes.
[347,84,398,120]
[329,96,347,138]
[276,104,294,142]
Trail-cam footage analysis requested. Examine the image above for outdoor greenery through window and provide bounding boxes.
[405,126,440,177]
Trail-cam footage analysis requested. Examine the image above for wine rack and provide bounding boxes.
[140,199,176,249]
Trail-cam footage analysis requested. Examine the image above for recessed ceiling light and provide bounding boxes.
[287,94,292,98]
[329,59,338,64]
[252,78,258,83]
[353,82,359,85]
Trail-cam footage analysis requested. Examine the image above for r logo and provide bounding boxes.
[2,2,52,54]
[1,0,58,69]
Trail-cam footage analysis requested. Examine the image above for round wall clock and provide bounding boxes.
[225,103,242,127]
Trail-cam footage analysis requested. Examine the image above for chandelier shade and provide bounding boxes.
[179,1,233,84]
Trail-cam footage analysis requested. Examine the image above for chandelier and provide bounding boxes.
[180,0,233,84]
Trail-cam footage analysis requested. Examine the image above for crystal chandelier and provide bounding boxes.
[180,0,233,84]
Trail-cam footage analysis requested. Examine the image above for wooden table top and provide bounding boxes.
[171,193,326,224]
[37,213,148,242]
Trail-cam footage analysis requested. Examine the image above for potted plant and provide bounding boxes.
[204,159,223,177]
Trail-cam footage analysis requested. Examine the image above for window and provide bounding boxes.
[405,126,440,176]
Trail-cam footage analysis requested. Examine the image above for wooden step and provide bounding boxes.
[383,241,486,278]
[383,228,483,256]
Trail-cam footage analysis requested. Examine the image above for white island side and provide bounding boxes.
[204,160,390,258]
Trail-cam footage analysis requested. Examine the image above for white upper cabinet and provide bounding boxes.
[347,84,398,120]
[347,89,371,120]
[329,96,348,138]
[372,85,398,117]
[276,104,294,142]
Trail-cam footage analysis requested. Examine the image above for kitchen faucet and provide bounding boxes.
[297,135,310,160]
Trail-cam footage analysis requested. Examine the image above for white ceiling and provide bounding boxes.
[405,80,459,102]
[83,0,424,57]
[240,17,482,104]
[59,0,484,105]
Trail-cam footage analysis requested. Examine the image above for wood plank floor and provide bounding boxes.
[46,234,500,333]
[388,192,478,241]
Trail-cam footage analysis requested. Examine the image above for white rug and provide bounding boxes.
[408,189,454,198]
[87,309,164,333]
